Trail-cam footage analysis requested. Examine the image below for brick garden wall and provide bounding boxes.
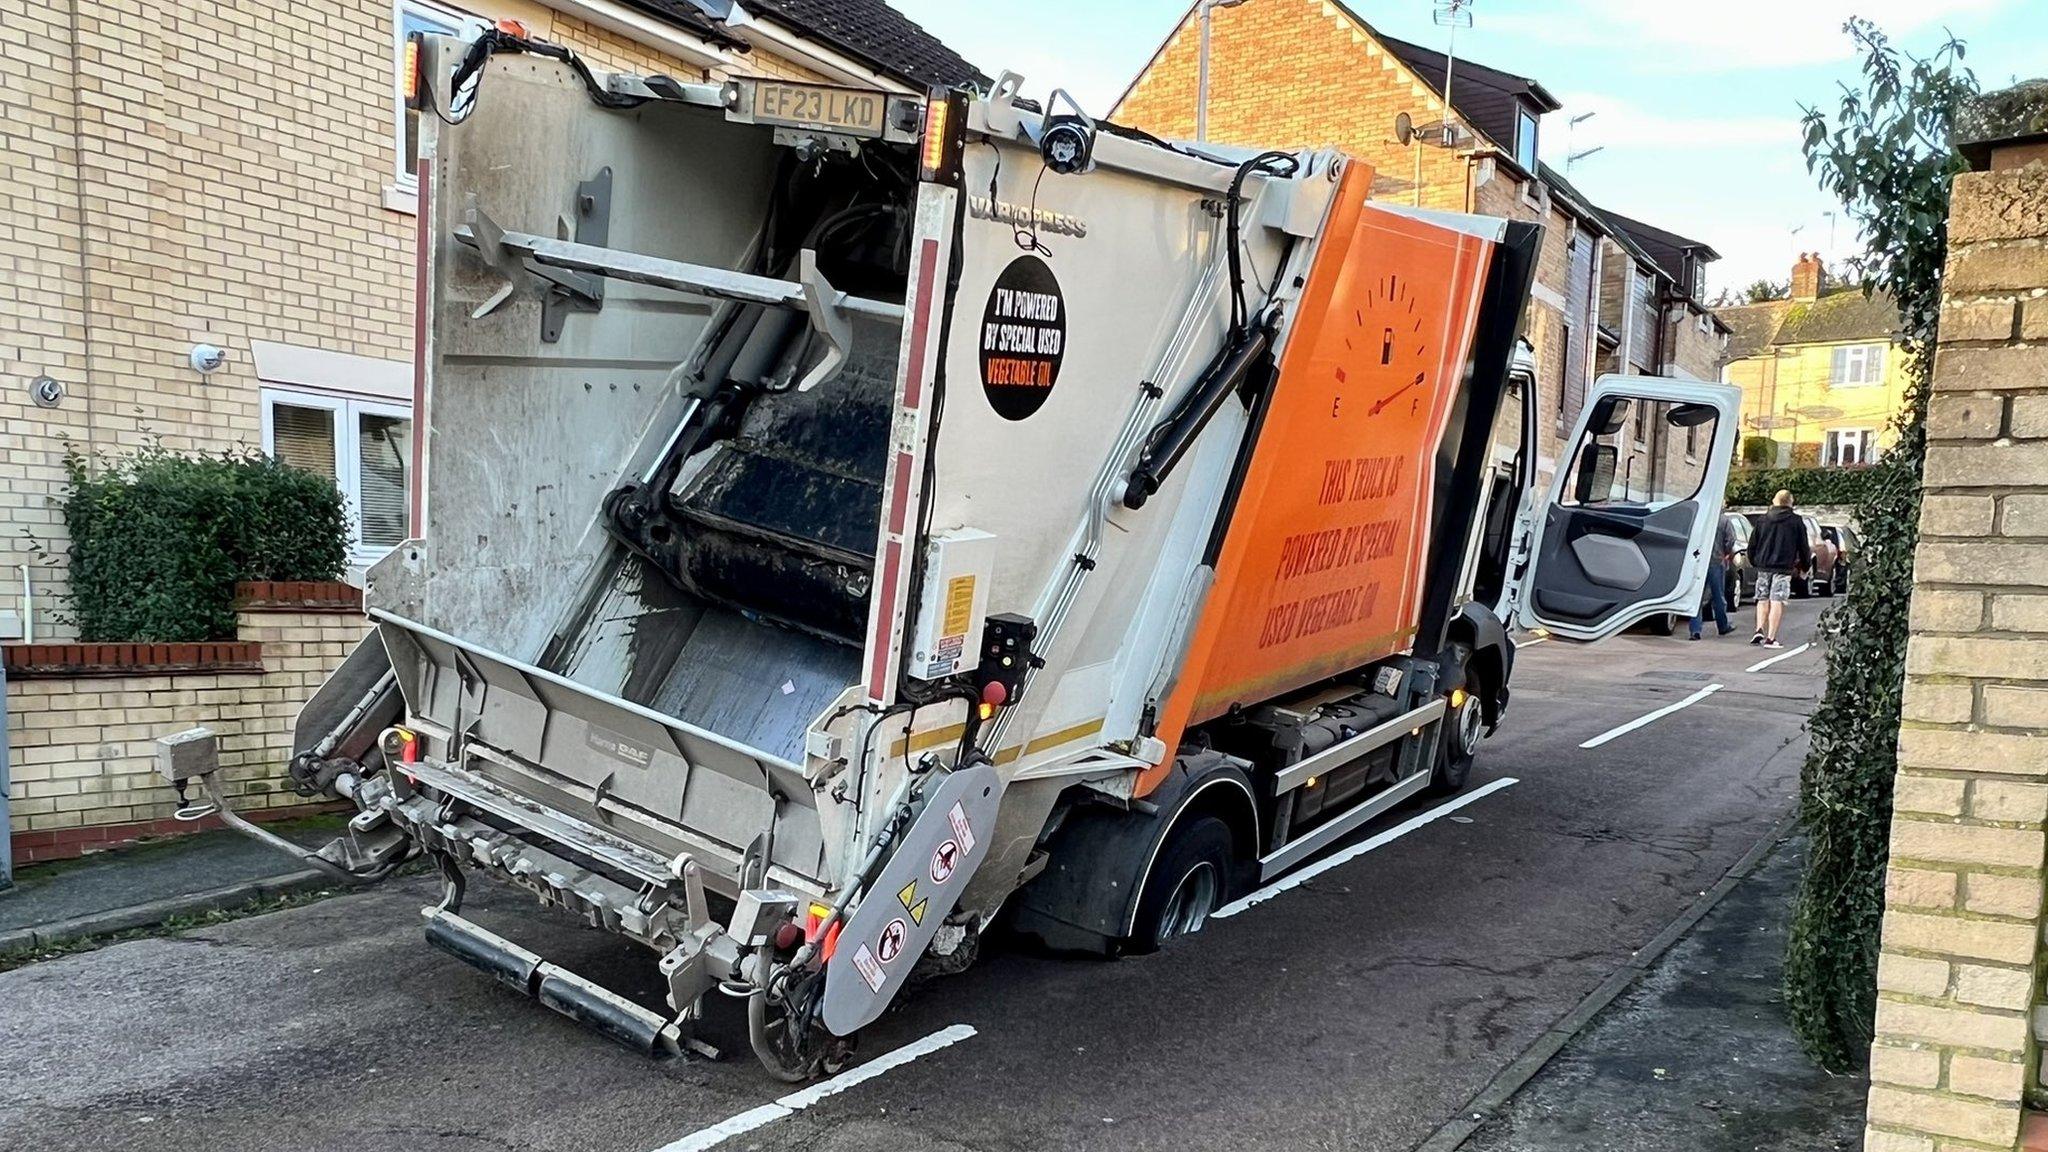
[5,584,370,862]
[1863,127,2048,1151]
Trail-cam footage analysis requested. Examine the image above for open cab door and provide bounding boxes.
[1510,375,1742,641]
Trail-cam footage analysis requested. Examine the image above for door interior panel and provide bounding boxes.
[1532,500,1699,625]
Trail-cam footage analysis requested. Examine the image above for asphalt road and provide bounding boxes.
[0,601,1829,1152]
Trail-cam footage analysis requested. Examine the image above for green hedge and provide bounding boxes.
[63,444,351,642]
[1726,466,1879,508]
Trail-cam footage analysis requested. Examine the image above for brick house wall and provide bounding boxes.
[1863,86,2048,1152]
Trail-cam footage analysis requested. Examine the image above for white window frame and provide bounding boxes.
[260,387,415,564]
[392,0,487,194]
[1825,427,1873,467]
[1515,106,1539,172]
[1830,342,1886,388]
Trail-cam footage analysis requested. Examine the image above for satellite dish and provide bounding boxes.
[1394,112,1414,146]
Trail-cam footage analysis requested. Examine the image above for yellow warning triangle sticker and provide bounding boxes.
[898,879,918,912]
[908,897,929,926]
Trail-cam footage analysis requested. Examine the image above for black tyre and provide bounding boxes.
[1427,690,1481,797]
[1647,613,1676,636]
[1818,575,1835,598]
[1129,816,1233,953]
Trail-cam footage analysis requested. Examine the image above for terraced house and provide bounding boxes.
[1717,253,1909,467]
[0,0,979,859]
[1115,0,1730,491]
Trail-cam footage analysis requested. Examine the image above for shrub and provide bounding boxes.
[1789,441,1822,469]
[1741,436,1779,466]
[1782,19,1972,1072]
[1726,465,1879,508]
[62,443,350,642]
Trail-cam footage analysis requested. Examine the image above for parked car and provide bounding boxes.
[1800,514,1839,597]
[1741,510,1837,598]
[1724,512,1755,609]
[1821,523,1858,594]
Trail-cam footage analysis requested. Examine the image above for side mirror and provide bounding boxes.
[1573,443,1618,504]
[1666,402,1718,428]
[1587,396,1629,436]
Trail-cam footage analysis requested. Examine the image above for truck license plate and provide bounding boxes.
[750,80,888,138]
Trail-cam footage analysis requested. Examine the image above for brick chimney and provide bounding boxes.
[1791,252,1823,301]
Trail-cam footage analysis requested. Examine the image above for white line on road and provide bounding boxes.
[1578,684,1723,749]
[653,1024,977,1152]
[1745,642,1812,673]
[1212,777,1521,920]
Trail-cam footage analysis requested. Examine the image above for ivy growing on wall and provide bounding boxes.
[61,442,351,643]
[1782,19,1976,1072]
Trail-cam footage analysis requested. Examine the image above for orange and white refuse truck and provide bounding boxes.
[185,30,1739,1078]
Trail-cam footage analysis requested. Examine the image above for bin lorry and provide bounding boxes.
[186,28,1740,1079]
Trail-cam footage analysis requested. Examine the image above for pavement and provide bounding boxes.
[1464,833,1867,1152]
[0,600,1831,1152]
[0,817,343,953]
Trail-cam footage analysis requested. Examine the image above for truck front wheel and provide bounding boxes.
[1427,690,1483,796]
[1130,816,1234,952]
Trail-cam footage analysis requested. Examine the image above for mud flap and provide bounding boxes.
[821,764,1002,1036]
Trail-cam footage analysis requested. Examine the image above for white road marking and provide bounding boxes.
[1578,684,1723,749]
[1745,642,1811,673]
[1212,777,1521,920]
[653,1024,976,1152]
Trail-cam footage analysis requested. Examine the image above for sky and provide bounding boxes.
[887,0,2048,298]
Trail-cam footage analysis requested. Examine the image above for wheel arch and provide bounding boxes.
[1007,754,1258,954]
[1448,602,1513,729]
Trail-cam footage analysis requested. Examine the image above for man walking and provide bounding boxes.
[1747,489,1812,649]
[1690,513,1736,640]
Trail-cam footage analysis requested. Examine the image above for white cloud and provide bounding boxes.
[1489,0,2007,70]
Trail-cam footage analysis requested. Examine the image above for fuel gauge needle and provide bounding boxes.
[1372,371,1425,415]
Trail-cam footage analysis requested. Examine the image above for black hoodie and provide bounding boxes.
[1749,506,1813,573]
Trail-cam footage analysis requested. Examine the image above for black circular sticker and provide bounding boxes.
[978,255,1066,421]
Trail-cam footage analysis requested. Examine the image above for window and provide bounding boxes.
[1562,396,1719,510]
[394,0,486,188]
[1516,106,1539,171]
[1830,343,1886,387]
[1824,428,1873,467]
[263,389,415,560]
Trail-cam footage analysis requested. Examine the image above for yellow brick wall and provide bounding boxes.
[7,608,372,834]
[1729,338,1912,461]
[1114,0,1471,211]
[1864,156,2048,1152]
[0,0,818,639]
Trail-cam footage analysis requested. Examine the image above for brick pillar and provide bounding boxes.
[1865,81,2048,1152]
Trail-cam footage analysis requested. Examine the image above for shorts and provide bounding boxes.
[1758,571,1793,602]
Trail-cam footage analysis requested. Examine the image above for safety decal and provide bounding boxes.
[930,839,959,884]
[947,801,976,854]
[852,943,886,992]
[898,880,929,926]
[877,918,909,964]
[978,254,1066,421]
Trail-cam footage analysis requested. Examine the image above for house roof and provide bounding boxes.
[1714,289,1901,359]
[611,0,986,90]
[1601,210,1722,265]
[739,0,987,89]
[1370,27,1561,159]
[1537,163,1663,273]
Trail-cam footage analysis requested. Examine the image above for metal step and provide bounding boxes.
[423,907,685,1057]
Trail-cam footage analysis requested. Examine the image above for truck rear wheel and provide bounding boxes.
[1130,816,1234,953]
